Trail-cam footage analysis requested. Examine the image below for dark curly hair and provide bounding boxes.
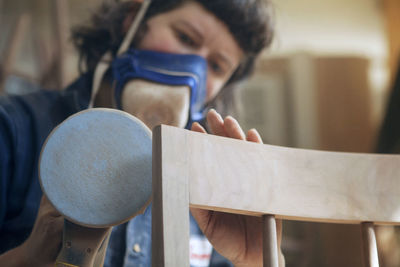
[72,0,274,87]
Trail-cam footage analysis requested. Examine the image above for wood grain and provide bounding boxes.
[152,125,190,267]
[158,125,400,225]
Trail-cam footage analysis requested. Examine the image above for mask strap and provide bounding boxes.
[89,0,152,108]
[117,0,152,56]
[88,52,112,108]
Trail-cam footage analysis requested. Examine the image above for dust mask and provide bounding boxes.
[111,49,207,129]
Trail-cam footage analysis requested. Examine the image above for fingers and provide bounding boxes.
[246,129,263,144]
[206,109,226,136]
[224,116,246,140]
[191,122,207,133]
[193,109,263,144]
[206,109,260,142]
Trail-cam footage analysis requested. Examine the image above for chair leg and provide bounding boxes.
[263,215,279,267]
[152,126,190,267]
[361,222,379,267]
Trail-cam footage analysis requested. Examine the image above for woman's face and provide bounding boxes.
[137,1,244,100]
[121,1,244,129]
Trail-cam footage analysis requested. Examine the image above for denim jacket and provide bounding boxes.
[0,73,232,267]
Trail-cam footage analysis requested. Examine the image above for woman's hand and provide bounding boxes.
[22,196,64,266]
[190,109,284,267]
[0,196,64,267]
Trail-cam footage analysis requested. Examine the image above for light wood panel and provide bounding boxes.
[315,57,373,153]
[157,125,400,225]
[383,0,400,83]
[152,126,190,267]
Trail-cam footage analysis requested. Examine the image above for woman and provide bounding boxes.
[0,0,282,266]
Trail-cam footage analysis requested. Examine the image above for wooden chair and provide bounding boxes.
[151,125,400,267]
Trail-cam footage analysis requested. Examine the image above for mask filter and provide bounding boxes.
[121,80,190,130]
[112,49,207,128]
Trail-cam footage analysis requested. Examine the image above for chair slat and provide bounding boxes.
[158,125,400,225]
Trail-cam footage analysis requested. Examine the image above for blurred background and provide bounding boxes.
[1,0,400,266]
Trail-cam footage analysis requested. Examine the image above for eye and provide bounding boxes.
[176,30,197,47]
[209,61,224,76]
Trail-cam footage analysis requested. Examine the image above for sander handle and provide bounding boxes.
[55,219,111,267]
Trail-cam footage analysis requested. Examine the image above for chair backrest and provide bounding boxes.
[151,125,400,267]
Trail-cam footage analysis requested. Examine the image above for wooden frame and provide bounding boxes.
[152,125,400,267]
[383,0,400,83]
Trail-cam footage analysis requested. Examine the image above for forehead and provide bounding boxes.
[151,1,244,59]
[161,1,227,31]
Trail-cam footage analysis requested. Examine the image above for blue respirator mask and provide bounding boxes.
[111,49,208,128]
[89,0,208,129]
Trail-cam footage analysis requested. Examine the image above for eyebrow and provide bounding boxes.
[175,20,204,43]
[215,52,234,72]
[176,20,236,71]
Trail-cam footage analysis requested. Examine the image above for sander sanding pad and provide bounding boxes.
[39,108,152,227]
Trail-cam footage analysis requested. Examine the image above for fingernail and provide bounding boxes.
[224,115,236,123]
[249,128,259,135]
[209,109,223,122]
